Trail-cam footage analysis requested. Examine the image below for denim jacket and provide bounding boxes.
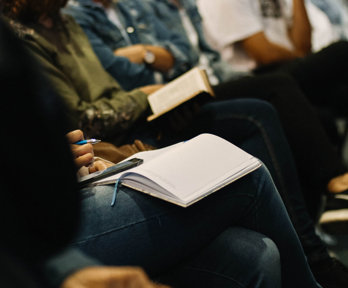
[146,0,247,82]
[63,0,193,90]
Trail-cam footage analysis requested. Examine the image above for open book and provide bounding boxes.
[147,67,214,121]
[92,134,261,207]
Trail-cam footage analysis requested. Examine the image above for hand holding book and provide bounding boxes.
[147,67,214,121]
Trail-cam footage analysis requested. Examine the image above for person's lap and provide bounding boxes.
[73,169,260,273]
[72,165,318,287]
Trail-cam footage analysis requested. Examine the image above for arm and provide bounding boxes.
[43,248,169,288]
[242,32,303,65]
[24,40,149,138]
[135,0,194,79]
[138,84,164,95]
[62,266,169,288]
[114,44,175,73]
[242,0,311,65]
[289,0,312,54]
[79,24,157,91]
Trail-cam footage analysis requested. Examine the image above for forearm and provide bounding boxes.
[138,84,164,95]
[288,0,312,55]
[143,45,175,73]
[114,44,174,73]
[77,89,149,138]
[242,32,301,65]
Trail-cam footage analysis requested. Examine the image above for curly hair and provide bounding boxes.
[0,0,68,23]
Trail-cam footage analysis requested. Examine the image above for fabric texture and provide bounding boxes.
[8,15,149,140]
[197,0,293,72]
[74,166,320,288]
[146,0,247,83]
[63,0,193,89]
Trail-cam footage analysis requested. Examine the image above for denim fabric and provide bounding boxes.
[187,99,329,264]
[123,98,330,264]
[146,0,247,82]
[63,0,193,90]
[75,165,320,287]
[71,99,327,287]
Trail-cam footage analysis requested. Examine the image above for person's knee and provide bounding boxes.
[244,99,278,122]
[242,231,281,287]
[255,237,281,277]
[220,227,281,287]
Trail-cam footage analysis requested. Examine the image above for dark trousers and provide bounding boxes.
[213,72,347,219]
[263,41,348,117]
[129,98,330,266]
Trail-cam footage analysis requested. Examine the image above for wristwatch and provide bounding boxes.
[144,50,156,65]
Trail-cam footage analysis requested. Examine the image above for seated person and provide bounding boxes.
[2,2,348,288]
[0,16,321,288]
[65,1,348,285]
[67,0,194,91]
[63,0,348,206]
[0,17,165,288]
[197,0,348,118]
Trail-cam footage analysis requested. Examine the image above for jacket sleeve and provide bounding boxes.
[76,18,157,91]
[139,0,195,79]
[151,14,194,79]
[23,39,149,139]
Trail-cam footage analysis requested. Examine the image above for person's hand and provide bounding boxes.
[88,159,114,174]
[66,130,94,169]
[114,45,146,64]
[139,84,164,95]
[61,266,170,288]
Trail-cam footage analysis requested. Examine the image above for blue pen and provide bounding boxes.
[75,139,101,145]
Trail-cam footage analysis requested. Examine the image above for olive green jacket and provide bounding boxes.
[9,15,149,139]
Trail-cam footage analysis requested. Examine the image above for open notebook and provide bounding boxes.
[91,134,261,207]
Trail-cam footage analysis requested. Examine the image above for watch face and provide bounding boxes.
[144,50,156,64]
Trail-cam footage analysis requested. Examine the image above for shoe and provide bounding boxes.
[335,189,348,196]
[310,257,348,288]
[325,196,348,211]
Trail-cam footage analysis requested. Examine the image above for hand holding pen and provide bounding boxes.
[74,138,101,145]
[66,130,100,169]
[66,130,113,174]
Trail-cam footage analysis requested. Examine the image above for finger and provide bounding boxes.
[72,143,94,158]
[89,160,108,173]
[66,129,84,144]
[75,153,94,168]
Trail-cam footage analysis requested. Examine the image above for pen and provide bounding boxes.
[74,139,101,145]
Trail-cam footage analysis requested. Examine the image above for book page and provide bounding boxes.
[92,141,184,185]
[121,134,260,202]
[147,68,211,118]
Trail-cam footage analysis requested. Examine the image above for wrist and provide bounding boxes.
[143,48,156,65]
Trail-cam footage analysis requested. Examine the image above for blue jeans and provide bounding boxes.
[74,166,320,288]
[152,98,328,264]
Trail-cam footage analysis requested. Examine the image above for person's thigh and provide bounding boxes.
[269,41,348,113]
[73,165,318,287]
[73,168,263,274]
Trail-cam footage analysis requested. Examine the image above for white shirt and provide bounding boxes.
[197,0,293,72]
[197,0,337,72]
